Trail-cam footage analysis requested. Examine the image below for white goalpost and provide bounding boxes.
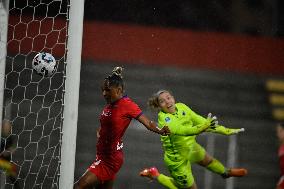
[0,1,9,187]
[59,0,84,188]
[0,0,84,188]
[0,0,9,140]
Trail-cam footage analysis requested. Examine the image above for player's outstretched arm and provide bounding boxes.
[137,114,170,136]
[170,113,217,136]
[206,125,245,135]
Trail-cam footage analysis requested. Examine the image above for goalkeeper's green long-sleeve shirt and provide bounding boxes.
[158,103,205,158]
[157,103,238,159]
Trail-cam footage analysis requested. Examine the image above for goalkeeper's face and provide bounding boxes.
[158,92,176,114]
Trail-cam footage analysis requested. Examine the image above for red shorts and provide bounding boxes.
[88,151,123,181]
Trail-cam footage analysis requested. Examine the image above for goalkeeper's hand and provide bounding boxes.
[231,128,245,134]
[206,113,218,127]
[201,113,218,132]
[205,126,245,135]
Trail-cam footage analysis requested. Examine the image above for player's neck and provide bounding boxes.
[110,95,124,104]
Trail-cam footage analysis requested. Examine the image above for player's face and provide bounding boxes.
[101,80,122,103]
[277,125,284,143]
[158,92,176,113]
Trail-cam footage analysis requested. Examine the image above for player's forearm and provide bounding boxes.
[171,122,209,136]
[146,121,163,134]
[138,115,167,135]
[206,125,244,135]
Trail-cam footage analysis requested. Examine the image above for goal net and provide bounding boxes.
[0,0,82,188]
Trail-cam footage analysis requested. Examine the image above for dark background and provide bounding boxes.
[9,0,284,37]
[84,0,284,37]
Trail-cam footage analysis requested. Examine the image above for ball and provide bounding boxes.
[32,52,57,77]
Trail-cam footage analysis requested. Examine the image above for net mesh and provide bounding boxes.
[1,0,70,188]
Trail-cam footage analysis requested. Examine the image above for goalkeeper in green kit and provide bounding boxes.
[140,90,247,189]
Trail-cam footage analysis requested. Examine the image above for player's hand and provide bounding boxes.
[232,128,245,134]
[206,113,218,128]
[159,126,171,136]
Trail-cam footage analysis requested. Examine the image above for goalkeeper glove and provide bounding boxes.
[231,128,245,134]
[206,126,245,135]
[207,113,218,127]
[201,113,218,132]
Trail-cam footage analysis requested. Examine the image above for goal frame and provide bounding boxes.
[0,0,10,139]
[59,0,84,188]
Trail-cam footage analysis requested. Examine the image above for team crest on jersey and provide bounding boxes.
[165,117,171,122]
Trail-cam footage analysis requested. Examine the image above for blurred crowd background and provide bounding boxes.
[84,0,284,37]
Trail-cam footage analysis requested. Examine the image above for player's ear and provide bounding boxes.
[116,86,123,94]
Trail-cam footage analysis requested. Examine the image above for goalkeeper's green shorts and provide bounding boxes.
[164,142,206,188]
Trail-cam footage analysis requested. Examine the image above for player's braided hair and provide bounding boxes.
[105,66,124,90]
[148,89,171,111]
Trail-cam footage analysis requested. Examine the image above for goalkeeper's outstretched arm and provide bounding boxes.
[205,125,245,135]
[165,113,218,136]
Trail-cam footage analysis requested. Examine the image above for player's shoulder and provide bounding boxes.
[158,110,166,117]
[158,110,169,120]
[120,96,135,104]
[158,111,169,125]
[176,102,190,110]
[119,96,140,107]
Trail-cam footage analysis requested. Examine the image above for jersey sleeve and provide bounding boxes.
[169,121,210,136]
[159,104,210,136]
[180,103,207,125]
[205,125,242,135]
[125,99,143,119]
[179,103,239,135]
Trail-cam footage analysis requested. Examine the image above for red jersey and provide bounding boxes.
[278,145,284,188]
[96,96,142,155]
[279,144,284,176]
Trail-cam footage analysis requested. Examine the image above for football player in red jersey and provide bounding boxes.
[276,123,284,189]
[74,67,170,189]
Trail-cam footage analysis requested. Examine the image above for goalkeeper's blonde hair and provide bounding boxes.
[148,89,172,111]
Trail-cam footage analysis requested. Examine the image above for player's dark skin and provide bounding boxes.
[74,80,170,189]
